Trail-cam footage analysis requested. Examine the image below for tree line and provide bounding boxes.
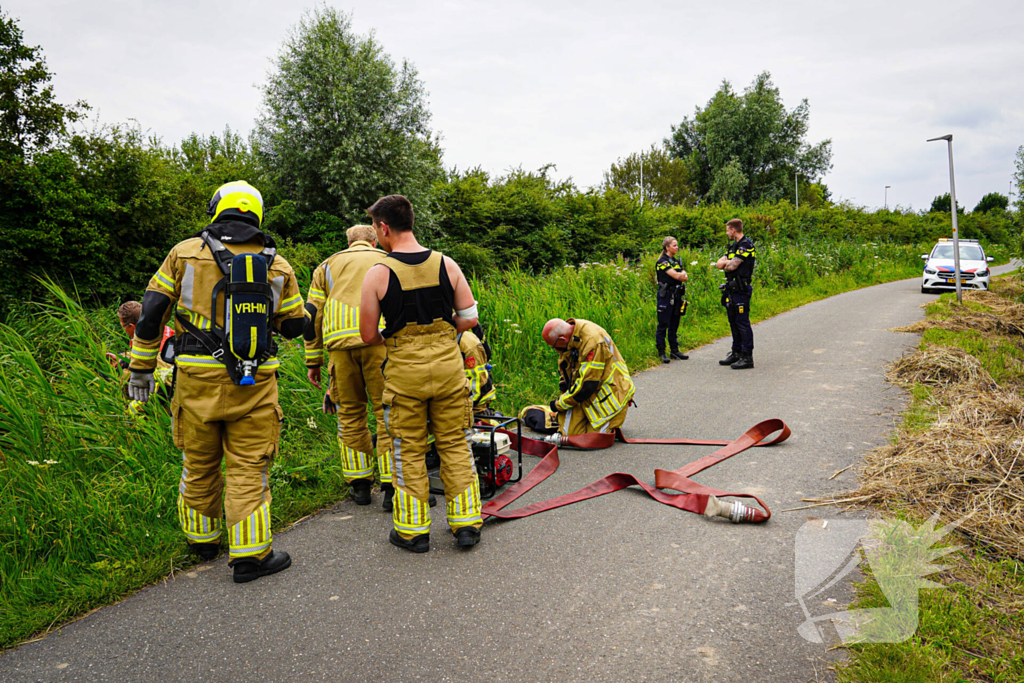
[0,7,1020,316]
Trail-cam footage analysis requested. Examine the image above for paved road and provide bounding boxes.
[3,267,1017,683]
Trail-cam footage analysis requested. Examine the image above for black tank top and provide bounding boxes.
[380,250,456,339]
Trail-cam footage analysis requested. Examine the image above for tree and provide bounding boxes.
[929,193,963,214]
[602,145,696,207]
[972,192,1008,214]
[255,7,442,228]
[665,72,831,205]
[0,11,85,159]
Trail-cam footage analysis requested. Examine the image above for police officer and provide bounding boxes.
[128,181,306,582]
[358,194,483,553]
[655,236,689,364]
[304,225,394,508]
[715,218,756,370]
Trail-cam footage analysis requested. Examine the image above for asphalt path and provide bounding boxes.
[3,266,1018,683]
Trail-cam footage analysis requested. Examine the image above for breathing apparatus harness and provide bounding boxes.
[174,230,278,386]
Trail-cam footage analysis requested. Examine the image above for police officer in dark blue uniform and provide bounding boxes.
[715,219,756,370]
[655,236,689,364]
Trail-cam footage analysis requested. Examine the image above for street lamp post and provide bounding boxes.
[885,185,891,210]
[639,152,644,209]
[927,134,961,303]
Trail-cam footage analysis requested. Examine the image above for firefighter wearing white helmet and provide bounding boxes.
[128,180,307,583]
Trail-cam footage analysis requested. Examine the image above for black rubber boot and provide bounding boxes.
[454,526,481,548]
[381,486,434,511]
[731,352,754,370]
[389,528,429,553]
[189,542,220,561]
[719,351,739,366]
[350,478,373,505]
[670,350,689,360]
[230,550,292,584]
[659,353,671,364]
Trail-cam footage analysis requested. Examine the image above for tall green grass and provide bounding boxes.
[0,282,343,647]
[0,239,1008,649]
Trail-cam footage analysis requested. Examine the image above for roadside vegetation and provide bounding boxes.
[822,276,1024,683]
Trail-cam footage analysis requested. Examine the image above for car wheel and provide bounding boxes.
[921,286,930,294]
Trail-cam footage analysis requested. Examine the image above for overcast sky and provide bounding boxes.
[7,0,1024,211]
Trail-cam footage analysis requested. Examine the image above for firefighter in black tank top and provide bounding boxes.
[359,195,484,553]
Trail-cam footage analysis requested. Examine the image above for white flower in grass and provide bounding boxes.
[510,323,519,327]
[44,460,59,465]
[514,330,522,334]
[690,261,698,266]
[306,416,318,430]
[27,460,39,466]
[503,319,512,322]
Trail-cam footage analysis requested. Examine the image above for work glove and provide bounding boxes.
[128,371,156,404]
[323,391,337,415]
[549,399,560,413]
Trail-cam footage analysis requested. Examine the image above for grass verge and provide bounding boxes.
[823,275,1024,683]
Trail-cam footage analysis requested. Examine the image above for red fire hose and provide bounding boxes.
[482,419,790,524]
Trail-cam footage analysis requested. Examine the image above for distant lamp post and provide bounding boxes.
[639,152,644,209]
[927,134,962,304]
[884,185,891,210]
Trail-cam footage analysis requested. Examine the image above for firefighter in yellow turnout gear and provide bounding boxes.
[459,327,496,417]
[359,194,484,553]
[127,181,306,583]
[541,318,634,436]
[304,225,395,507]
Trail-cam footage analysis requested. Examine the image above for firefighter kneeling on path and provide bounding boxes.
[655,236,690,364]
[127,181,306,583]
[359,194,483,553]
[533,318,635,439]
[715,218,756,370]
[304,224,397,509]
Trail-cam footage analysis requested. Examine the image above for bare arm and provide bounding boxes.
[667,268,688,282]
[723,258,743,272]
[444,256,478,333]
[359,264,388,345]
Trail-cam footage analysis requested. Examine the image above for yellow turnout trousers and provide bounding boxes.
[382,322,482,540]
[327,346,392,484]
[171,370,281,561]
[558,400,629,436]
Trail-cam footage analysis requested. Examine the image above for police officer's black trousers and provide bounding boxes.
[656,294,682,354]
[724,293,753,354]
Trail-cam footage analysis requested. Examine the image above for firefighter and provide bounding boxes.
[304,225,395,508]
[112,301,175,415]
[541,318,634,436]
[715,218,756,370]
[358,194,483,553]
[127,181,306,583]
[459,324,497,418]
[655,236,689,364]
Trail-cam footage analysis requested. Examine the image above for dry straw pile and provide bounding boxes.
[827,284,1024,561]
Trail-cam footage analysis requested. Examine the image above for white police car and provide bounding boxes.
[920,238,994,294]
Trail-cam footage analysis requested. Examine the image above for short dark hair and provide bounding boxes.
[726,218,744,231]
[366,195,414,233]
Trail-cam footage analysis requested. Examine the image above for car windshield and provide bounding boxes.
[931,244,984,261]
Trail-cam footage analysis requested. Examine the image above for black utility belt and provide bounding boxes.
[723,278,752,293]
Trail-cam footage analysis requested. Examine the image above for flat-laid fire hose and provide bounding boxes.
[482,419,790,524]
